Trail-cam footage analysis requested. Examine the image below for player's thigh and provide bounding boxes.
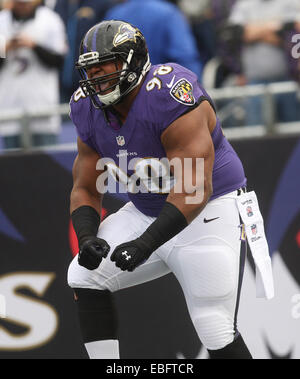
[167,196,245,311]
[68,202,170,292]
[166,197,246,348]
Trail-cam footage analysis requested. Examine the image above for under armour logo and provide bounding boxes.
[122,250,132,261]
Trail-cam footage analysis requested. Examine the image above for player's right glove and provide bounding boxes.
[78,236,110,270]
[71,206,110,270]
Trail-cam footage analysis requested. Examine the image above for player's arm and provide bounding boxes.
[71,137,110,270]
[111,101,215,272]
[161,100,215,223]
[71,137,103,214]
[243,22,282,45]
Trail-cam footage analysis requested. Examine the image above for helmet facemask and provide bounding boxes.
[76,48,151,110]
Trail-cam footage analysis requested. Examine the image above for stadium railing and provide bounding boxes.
[0,81,300,151]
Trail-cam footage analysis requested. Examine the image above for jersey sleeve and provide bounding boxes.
[147,64,215,138]
[69,88,97,151]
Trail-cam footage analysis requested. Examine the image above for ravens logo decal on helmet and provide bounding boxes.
[113,23,143,47]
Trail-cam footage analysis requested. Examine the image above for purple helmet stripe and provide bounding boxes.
[83,31,89,53]
[92,23,103,52]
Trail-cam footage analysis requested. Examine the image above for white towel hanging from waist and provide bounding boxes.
[236,191,274,300]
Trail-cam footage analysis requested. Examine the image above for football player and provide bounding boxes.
[67,20,271,359]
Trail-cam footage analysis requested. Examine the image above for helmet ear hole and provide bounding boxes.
[127,73,137,83]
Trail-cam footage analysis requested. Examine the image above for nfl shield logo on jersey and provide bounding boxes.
[116,135,125,146]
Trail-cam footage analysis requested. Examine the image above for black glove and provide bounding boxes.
[78,236,110,270]
[110,238,152,272]
[111,203,188,272]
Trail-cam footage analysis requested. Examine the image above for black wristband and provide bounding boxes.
[33,45,64,68]
[71,206,101,248]
[137,202,188,253]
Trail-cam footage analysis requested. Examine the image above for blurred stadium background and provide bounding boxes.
[0,0,300,359]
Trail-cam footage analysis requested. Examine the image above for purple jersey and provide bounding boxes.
[70,63,246,217]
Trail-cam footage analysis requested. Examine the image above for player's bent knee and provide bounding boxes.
[74,288,118,343]
[193,311,234,350]
[67,257,91,289]
[67,256,113,291]
[179,245,237,299]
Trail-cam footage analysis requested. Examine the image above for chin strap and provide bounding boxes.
[139,53,151,83]
[97,51,151,107]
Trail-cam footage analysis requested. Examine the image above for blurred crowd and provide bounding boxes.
[1,0,300,149]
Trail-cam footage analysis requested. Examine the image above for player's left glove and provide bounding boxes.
[111,202,189,272]
[111,238,152,272]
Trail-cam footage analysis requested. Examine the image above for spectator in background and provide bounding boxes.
[178,0,239,86]
[105,0,202,80]
[210,0,241,84]
[0,0,12,9]
[178,0,214,65]
[44,0,57,9]
[55,0,120,102]
[178,0,238,62]
[0,0,67,149]
[229,0,300,125]
[210,0,237,26]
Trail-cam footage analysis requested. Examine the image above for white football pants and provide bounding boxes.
[68,190,246,350]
